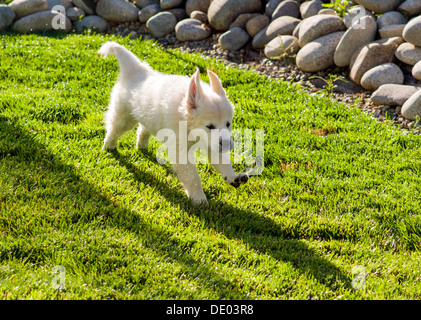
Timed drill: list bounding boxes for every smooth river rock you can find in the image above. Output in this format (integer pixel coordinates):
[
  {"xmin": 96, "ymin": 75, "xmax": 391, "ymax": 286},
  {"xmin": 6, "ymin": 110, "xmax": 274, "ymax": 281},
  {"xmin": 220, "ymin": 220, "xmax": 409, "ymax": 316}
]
[
  {"xmin": 146, "ymin": 11, "xmax": 177, "ymax": 38},
  {"xmin": 186, "ymin": 0, "xmax": 211, "ymax": 16},
  {"xmin": 252, "ymin": 15, "xmax": 300, "ymax": 49},
  {"xmin": 403, "ymin": 15, "xmax": 421, "ymax": 47},
  {"xmin": 395, "ymin": 42, "xmax": 421, "ymax": 65},
  {"xmin": 371, "ymin": 84, "xmax": 421, "ymax": 105},
  {"xmin": 343, "ymin": 5, "xmax": 375, "ymax": 29},
  {"xmin": 272, "ymin": 0, "xmax": 300, "ymax": 19},
  {"xmin": 229, "ymin": 13, "xmax": 259, "ymax": 29},
  {"xmin": 160, "ymin": 0, "xmax": 183, "ymax": 10},
  {"xmin": 175, "ymin": 18, "xmax": 211, "ymax": 41},
  {"xmin": 413, "ymin": 60, "xmax": 421, "ymax": 80},
  {"xmin": 138, "ymin": 4, "xmax": 161, "ymax": 23},
  {"xmin": 66, "ymin": 7, "xmax": 85, "ymax": 21},
  {"xmin": 377, "ymin": 11, "xmax": 407, "ymax": 29},
  {"xmin": 218, "ymin": 27, "xmax": 250, "ymax": 51},
  {"xmin": 298, "ymin": 14, "xmax": 346, "ymax": 47},
  {"xmin": 9, "ymin": 0, "xmax": 48, "ymax": 18},
  {"xmin": 12, "ymin": 9, "xmax": 71, "ymax": 33},
  {"xmin": 360, "ymin": 63, "xmax": 404, "ymax": 91},
  {"xmin": 264, "ymin": 35, "xmax": 300, "ymax": 58},
  {"xmin": 402, "ymin": 90, "xmax": 421, "ymax": 120},
  {"xmin": 208, "ymin": 0, "xmax": 261, "ymax": 31},
  {"xmin": 352, "ymin": 0, "xmax": 401, "ymax": 14},
  {"xmin": 334, "ymin": 15, "xmax": 377, "ymax": 67},
  {"xmin": 349, "ymin": 37, "xmax": 403, "ymax": 85},
  {"xmin": 96, "ymin": 0, "xmax": 139, "ymax": 22},
  {"xmin": 398, "ymin": 0, "xmax": 421, "ymax": 17},
  {"xmin": 296, "ymin": 31, "xmax": 345, "ymax": 72},
  {"xmin": 300, "ymin": 0, "xmax": 323, "ymax": 19},
  {"xmin": 379, "ymin": 24, "xmax": 405, "ymax": 39},
  {"xmin": 72, "ymin": 0, "xmax": 94, "ymax": 15},
  {"xmin": 246, "ymin": 14, "xmax": 269, "ymax": 38},
  {"xmin": 0, "ymin": 5, "xmax": 16, "ymax": 31},
  {"xmin": 76, "ymin": 15, "xmax": 108, "ymax": 33}
]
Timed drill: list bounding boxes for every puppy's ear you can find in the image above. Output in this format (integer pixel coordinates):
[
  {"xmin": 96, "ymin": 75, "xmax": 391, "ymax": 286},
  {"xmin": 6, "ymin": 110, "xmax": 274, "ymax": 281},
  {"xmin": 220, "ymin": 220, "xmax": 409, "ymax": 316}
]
[
  {"xmin": 187, "ymin": 68, "xmax": 203, "ymax": 112},
  {"xmin": 207, "ymin": 70, "xmax": 226, "ymax": 97}
]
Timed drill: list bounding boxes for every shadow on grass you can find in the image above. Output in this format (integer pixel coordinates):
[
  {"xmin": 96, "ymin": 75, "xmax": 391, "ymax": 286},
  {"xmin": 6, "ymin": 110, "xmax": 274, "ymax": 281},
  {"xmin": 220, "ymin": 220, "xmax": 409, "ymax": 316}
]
[
  {"xmin": 111, "ymin": 148, "xmax": 352, "ymax": 290},
  {"xmin": 0, "ymin": 116, "xmax": 352, "ymax": 297}
]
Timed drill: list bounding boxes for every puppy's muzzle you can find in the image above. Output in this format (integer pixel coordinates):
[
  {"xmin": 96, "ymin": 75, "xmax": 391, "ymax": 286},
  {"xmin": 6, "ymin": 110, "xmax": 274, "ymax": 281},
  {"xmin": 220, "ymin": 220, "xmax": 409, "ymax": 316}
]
[{"xmin": 219, "ymin": 137, "xmax": 234, "ymax": 153}]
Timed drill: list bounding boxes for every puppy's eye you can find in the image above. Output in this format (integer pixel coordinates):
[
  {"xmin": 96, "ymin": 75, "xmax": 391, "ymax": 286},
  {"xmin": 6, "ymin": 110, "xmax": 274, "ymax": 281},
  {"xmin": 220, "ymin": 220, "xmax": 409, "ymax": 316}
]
[
  {"xmin": 226, "ymin": 122, "xmax": 231, "ymax": 128},
  {"xmin": 206, "ymin": 124, "xmax": 215, "ymax": 130}
]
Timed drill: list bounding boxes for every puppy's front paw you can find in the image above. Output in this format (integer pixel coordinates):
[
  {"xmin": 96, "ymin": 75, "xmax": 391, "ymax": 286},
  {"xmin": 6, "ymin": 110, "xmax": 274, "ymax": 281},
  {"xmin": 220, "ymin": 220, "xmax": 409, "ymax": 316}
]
[
  {"xmin": 190, "ymin": 193, "xmax": 207, "ymax": 204},
  {"xmin": 102, "ymin": 140, "xmax": 118, "ymax": 151},
  {"xmin": 229, "ymin": 173, "xmax": 249, "ymax": 188}
]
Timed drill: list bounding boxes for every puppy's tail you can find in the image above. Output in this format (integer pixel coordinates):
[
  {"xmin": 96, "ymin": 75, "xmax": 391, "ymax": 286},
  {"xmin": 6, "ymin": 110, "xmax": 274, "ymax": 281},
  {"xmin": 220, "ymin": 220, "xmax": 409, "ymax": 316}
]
[{"xmin": 98, "ymin": 41, "xmax": 152, "ymax": 77}]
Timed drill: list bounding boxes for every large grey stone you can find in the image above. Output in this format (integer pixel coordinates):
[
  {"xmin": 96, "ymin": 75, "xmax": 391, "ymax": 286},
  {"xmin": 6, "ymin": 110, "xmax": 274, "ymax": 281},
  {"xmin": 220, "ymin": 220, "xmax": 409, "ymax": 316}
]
[
  {"xmin": 296, "ymin": 31, "xmax": 345, "ymax": 72},
  {"xmin": 72, "ymin": 0, "xmax": 94, "ymax": 15},
  {"xmin": 377, "ymin": 11, "xmax": 406, "ymax": 30},
  {"xmin": 0, "ymin": 5, "xmax": 16, "ymax": 32},
  {"xmin": 272, "ymin": 0, "xmax": 300, "ymax": 19},
  {"xmin": 334, "ymin": 15, "xmax": 377, "ymax": 67},
  {"xmin": 352, "ymin": 0, "xmax": 401, "ymax": 14},
  {"xmin": 343, "ymin": 5, "xmax": 375, "ymax": 29},
  {"xmin": 229, "ymin": 13, "xmax": 259, "ymax": 29},
  {"xmin": 190, "ymin": 10, "xmax": 207, "ymax": 23},
  {"xmin": 186, "ymin": 0, "xmax": 211, "ymax": 16},
  {"xmin": 46, "ymin": 0, "xmax": 73, "ymax": 9},
  {"xmin": 395, "ymin": 42, "xmax": 421, "ymax": 65},
  {"xmin": 360, "ymin": 63, "xmax": 404, "ymax": 91},
  {"xmin": 246, "ymin": 14, "xmax": 269, "ymax": 38},
  {"xmin": 398, "ymin": 0, "xmax": 421, "ymax": 17},
  {"xmin": 379, "ymin": 24, "xmax": 405, "ymax": 39},
  {"xmin": 349, "ymin": 37, "xmax": 403, "ymax": 85},
  {"xmin": 300, "ymin": 0, "xmax": 323, "ymax": 19},
  {"xmin": 252, "ymin": 15, "xmax": 300, "ymax": 49},
  {"xmin": 265, "ymin": 0, "xmax": 282, "ymax": 18},
  {"xmin": 138, "ymin": 4, "xmax": 161, "ymax": 23},
  {"xmin": 292, "ymin": 19, "xmax": 303, "ymax": 38},
  {"xmin": 167, "ymin": 8, "xmax": 187, "ymax": 21},
  {"xmin": 264, "ymin": 35, "xmax": 300, "ymax": 59},
  {"xmin": 318, "ymin": 8, "xmax": 337, "ymax": 15},
  {"xmin": 403, "ymin": 15, "xmax": 421, "ymax": 47},
  {"xmin": 160, "ymin": 0, "xmax": 182, "ymax": 10},
  {"xmin": 298, "ymin": 14, "xmax": 346, "ymax": 47},
  {"xmin": 146, "ymin": 11, "xmax": 177, "ymax": 37},
  {"xmin": 413, "ymin": 60, "xmax": 421, "ymax": 80},
  {"xmin": 175, "ymin": 18, "xmax": 212, "ymax": 41},
  {"xmin": 371, "ymin": 84, "xmax": 421, "ymax": 105},
  {"xmin": 134, "ymin": 0, "xmax": 159, "ymax": 9},
  {"xmin": 76, "ymin": 15, "xmax": 108, "ymax": 33},
  {"xmin": 402, "ymin": 90, "xmax": 421, "ymax": 120},
  {"xmin": 12, "ymin": 9, "xmax": 71, "ymax": 33},
  {"xmin": 208, "ymin": 0, "xmax": 261, "ymax": 31},
  {"xmin": 218, "ymin": 27, "xmax": 250, "ymax": 51},
  {"xmin": 9, "ymin": 0, "xmax": 48, "ymax": 18},
  {"xmin": 66, "ymin": 7, "xmax": 85, "ymax": 21},
  {"xmin": 96, "ymin": 0, "xmax": 140, "ymax": 22}
]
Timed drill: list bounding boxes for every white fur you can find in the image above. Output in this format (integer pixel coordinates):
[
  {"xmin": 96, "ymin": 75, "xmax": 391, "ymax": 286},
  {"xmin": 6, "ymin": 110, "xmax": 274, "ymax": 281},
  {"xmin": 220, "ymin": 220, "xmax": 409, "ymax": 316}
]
[{"xmin": 98, "ymin": 41, "xmax": 248, "ymax": 203}]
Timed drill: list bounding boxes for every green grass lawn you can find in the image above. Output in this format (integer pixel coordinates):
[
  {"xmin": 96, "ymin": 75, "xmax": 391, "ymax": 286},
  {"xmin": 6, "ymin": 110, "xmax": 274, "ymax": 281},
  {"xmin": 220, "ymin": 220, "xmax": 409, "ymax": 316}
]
[{"xmin": 0, "ymin": 32, "xmax": 421, "ymax": 300}]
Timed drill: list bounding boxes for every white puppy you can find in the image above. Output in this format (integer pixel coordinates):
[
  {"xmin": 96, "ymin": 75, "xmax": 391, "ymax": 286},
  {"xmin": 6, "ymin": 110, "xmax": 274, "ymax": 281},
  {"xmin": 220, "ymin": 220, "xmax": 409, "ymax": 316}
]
[{"xmin": 98, "ymin": 41, "xmax": 248, "ymax": 203}]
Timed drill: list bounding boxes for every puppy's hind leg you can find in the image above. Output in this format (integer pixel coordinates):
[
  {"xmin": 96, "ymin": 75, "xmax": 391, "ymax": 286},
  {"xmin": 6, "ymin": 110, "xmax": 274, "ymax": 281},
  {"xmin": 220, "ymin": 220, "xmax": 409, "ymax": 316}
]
[
  {"xmin": 103, "ymin": 103, "xmax": 137, "ymax": 150},
  {"xmin": 136, "ymin": 124, "xmax": 151, "ymax": 150}
]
